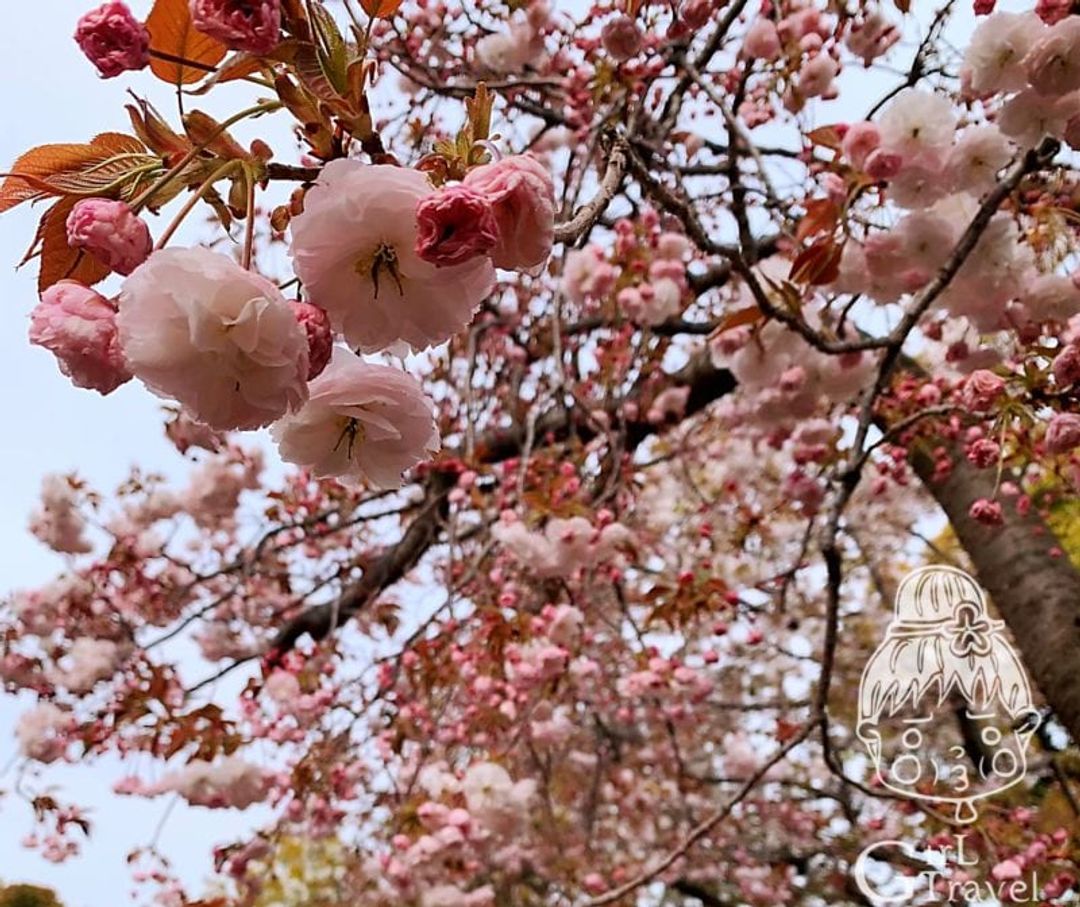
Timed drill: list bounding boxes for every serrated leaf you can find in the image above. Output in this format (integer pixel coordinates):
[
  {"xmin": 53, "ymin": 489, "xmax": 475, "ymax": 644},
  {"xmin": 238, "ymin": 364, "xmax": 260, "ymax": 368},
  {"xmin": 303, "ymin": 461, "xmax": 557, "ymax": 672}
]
[
  {"xmin": 0, "ymin": 133, "xmax": 152, "ymax": 214},
  {"xmin": 310, "ymin": 3, "xmax": 349, "ymax": 93},
  {"xmin": 146, "ymin": 0, "xmax": 228, "ymax": 86}
]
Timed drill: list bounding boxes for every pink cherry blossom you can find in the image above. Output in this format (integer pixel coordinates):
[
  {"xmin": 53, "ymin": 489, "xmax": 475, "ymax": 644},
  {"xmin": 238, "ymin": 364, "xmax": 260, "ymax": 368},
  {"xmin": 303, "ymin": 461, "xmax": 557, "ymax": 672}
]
[
  {"xmin": 970, "ymin": 497, "xmax": 1004, "ymax": 525},
  {"xmin": 47, "ymin": 638, "xmax": 123, "ymax": 693},
  {"xmin": 271, "ymin": 348, "xmax": 440, "ymax": 488},
  {"xmin": 28, "ymin": 474, "xmax": 92, "ymax": 555},
  {"xmin": 289, "ymin": 161, "xmax": 494, "ymax": 353},
  {"xmin": 291, "ymin": 300, "xmax": 332, "ymax": 380},
  {"xmin": 601, "ymin": 16, "xmax": 644, "ymax": 62},
  {"xmin": 1023, "ymin": 16, "xmax": 1080, "ymax": 96},
  {"xmin": 841, "ymin": 121, "xmax": 882, "ymax": 169},
  {"xmin": 415, "ymin": 185, "xmax": 500, "ymax": 267},
  {"xmin": 962, "ymin": 11, "xmax": 1044, "ymax": 96},
  {"xmin": 475, "ymin": 19, "xmax": 543, "ymax": 73},
  {"xmin": 742, "ymin": 18, "xmax": 782, "ymax": 61},
  {"xmin": 29, "ymin": 281, "xmax": 131, "ymax": 395},
  {"xmin": 152, "ymin": 756, "xmax": 269, "ymax": 809},
  {"xmin": 190, "ymin": 0, "xmax": 282, "ymax": 55},
  {"xmin": 74, "ymin": 2, "xmax": 150, "ymax": 78},
  {"xmin": 960, "ymin": 369, "xmax": 1005, "ymax": 410},
  {"xmin": 1045, "ymin": 412, "xmax": 1080, "ymax": 454},
  {"xmin": 464, "ymin": 154, "xmax": 556, "ymax": 274},
  {"xmin": 66, "ymin": 198, "xmax": 151, "ymax": 276},
  {"xmin": 117, "ymin": 248, "xmax": 309, "ymax": 430},
  {"xmin": 16, "ymin": 703, "xmax": 74, "ymax": 764}
]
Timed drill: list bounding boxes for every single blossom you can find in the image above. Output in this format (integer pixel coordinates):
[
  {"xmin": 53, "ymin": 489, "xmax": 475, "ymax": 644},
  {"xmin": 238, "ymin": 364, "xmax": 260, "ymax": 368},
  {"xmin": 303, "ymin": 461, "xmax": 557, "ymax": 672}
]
[
  {"xmin": 28, "ymin": 474, "xmax": 92, "ymax": 555},
  {"xmin": 74, "ymin": 1, "xmax": 150, "ymax": 78},
  {"xmin": 601, "ymin": 15, "xmax": 644, "ymax": 62},
  {"xmin": 962, "ymin": 12, "xmax": 1044, "ymax": 96},
  {"xmin": 271, "ymin": 347, "xmax": 440, "ymax": 488},
  {"xmin": 415, "ymin": 185, "xmax": 500, "ymax": 267},
  {"xmin": 16, "ymin": 703, "xmax": 74, "ymax": 763},
  {"xmin": 1045, "ymin": 412, "xmax": 1080, "ymax": 454},
  {"xmin": 290, "ymin": 300, "xmax": 333, "ymax": 380},
  {"xmin": 742, "ymin": 18, "xmax": 782, "ymax": 61},
  {"xmin": 475, "ymin": 20, "xmax": 543, "ymax": 73},
  {"xmin": 464, "ymin": 154, "xmax": 556, "ymax": 274},
  {"xmin": 1023, "ymin": 16, "xmax": 1080, "ymax": 96},
  {"xmin": 289, "ymin": 161, "xmax": 494, "ymax": 352},
  {"xmin": 117, "ymin": 248, "xmax": 309, "ymax": 430},
  {"xmin": 961, "ymin": 369, "xmax": 1007, "ymax": 410},
  {"xmin": 29, "ymin": 281, "xmax": 131, "ymax": 395},
  {"xmin": 189, "ymin": 0, "xmax": 282, "ymax": 55},
  {"xmin": 842, "ymin": 121, "xmax": 882, "ymax": 169},
  {"xmin": 66, "ymin": 199, "xmax": 151, "ymax": 276},
  {"xmin": 152, "ymin": 756, "xmax": 269, "ymax": 809}
]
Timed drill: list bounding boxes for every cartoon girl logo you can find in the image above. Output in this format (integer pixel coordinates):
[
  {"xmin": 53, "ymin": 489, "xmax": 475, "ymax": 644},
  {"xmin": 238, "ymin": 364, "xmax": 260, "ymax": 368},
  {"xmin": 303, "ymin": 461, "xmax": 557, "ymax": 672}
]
[{"xmin": 856, "ymin": 565, "xmax": 1040, "ymax": 823}]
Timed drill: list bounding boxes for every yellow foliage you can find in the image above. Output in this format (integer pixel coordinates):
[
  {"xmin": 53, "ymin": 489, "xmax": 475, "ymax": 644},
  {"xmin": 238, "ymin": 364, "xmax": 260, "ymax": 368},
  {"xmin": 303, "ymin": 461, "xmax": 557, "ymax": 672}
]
[{"xmin": 0, "ymin": 885, "xmax": 63, "ymax": 907}]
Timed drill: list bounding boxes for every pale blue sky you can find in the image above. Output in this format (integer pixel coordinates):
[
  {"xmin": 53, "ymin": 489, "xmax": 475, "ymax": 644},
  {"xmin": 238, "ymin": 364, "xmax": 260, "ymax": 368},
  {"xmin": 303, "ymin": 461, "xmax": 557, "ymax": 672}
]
[{"xmin": 0, "ymin": 4, "xmax": 270, "ymax": 900}]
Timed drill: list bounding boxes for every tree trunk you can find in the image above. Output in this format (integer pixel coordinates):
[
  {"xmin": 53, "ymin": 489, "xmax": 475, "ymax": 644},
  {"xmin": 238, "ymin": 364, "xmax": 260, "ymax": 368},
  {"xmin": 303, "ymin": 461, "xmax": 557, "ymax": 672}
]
[{"xmin": 911, "ymin": 444, "xmax": 1080, "ymax": 741}]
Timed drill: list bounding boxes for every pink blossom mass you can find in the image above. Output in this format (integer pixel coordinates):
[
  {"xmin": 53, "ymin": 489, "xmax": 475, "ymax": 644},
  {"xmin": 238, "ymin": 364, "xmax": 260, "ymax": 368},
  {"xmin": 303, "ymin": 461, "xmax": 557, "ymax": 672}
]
[{"xmin": 7, "ymin": 1, "xmax": 1080, "ymax": 903}]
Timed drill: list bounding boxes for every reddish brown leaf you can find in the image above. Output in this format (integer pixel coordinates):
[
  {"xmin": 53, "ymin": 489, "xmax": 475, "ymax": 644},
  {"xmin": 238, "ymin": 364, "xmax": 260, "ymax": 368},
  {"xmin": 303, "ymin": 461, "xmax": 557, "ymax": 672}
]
[
  {"xmin": 361, "ymin": 0, "xmax": 404, "ymax": 18},
  {"xmin": 146, "ymin": 0, "xmax": 228, "ymax": 86},
  {"xmin": 0, "ymin": 133, "xmax": 151, "ymax": 215},
  {"xmin": 712, "ymin": 305, "xmax": 764, "ymax": 336},
  {"xmin": 789, "ymin": 238, "xmax": 844, "ymax": 286},
  {"xmin": 804, "ymin": 125, "xmax": 844, "ymax": 151},
  {"xmin": 0, "ymin": 145, "xmax": 104, "ymax": 214},
  {"xmin": 795, "ymin": 198, "xmax": 840, "ymax": 244}
]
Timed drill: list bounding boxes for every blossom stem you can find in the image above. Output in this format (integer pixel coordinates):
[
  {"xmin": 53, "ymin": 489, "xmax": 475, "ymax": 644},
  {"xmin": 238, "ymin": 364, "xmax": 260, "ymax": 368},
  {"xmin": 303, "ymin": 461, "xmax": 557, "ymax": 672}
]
[
  {"xmin": 154, "ymin": 161, "xmax": 242, "ymax": 252},
  {"xmin": 129, "ymin": 101, "xmax": 284, "ymax": 214},
  {"xmin": 242, "ymin": 167, "xmax": 257, "ymax": 271}
]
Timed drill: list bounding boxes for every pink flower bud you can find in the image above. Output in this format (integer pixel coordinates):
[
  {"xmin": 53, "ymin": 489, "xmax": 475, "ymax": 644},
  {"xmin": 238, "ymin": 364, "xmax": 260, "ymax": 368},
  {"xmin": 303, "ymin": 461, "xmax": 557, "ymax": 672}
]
[
  {"xmin": 415, "ymin": 185, "xmax": 500, "ymax": 268},
  {"xmin": 1045, "ymin": 412, "xmax": 1080, "ymax": 454},
  {"xmin": 190, "ymin": 0, "xmax": 282, "ymax": 55},
  {"xmin": 966, "ymin": 437, "xmax": 1000, "ymax": 469},
  {"xmin": 74, "ymin": 2, "xmax": 150, "ymax": 78},
  {"xmin": 742, "ymin": 18, "xmax": 782, "ymax": 61},
  {"xmin": 973, "ymin": 0, "xmax": 995, "ymax": 13},
  {"xmin": 841, "ymin": 121, "xmax": 881, "ymax": 169},
  {"xmin": 29, "ymin": 281, "xmax": 131, "ymax": 395},
  {"xmin": 960, "ymin": 369, "xmax": 1005, "ymax": 411},
  {"xmin": 864, "ymin": 149, "xmax": 903, "ymax": 181},
  {"xmin": 969, "ymin": 498, "xmax": 1004, "ymax": 525},
  {"xmin": 66, "ymin": 199, "xmax": 151, "ymax": 276},
  {"xmin": 291, "ymin": 301, "xmax": 333, "ymax": 380},
  {"xmin": 601, "ymin": 15, "xmax": 643, "ymax": 62},
  {"xmin": 464, "ymin": 154, "xmax": 556, "ymax": 274}
]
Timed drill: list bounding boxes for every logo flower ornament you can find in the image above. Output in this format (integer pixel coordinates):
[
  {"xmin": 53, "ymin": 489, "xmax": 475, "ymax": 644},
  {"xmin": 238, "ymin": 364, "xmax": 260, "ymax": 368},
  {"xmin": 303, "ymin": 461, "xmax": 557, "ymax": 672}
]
[{"xmin": 947, "ymin": 600, "xmax": 998, "ymax": 659}]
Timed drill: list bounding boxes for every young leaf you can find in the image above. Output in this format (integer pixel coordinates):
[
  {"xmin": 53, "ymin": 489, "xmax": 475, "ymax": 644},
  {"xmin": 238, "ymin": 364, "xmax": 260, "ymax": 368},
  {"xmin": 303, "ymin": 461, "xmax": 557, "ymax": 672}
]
[
  {"xmin": 0, "ymin": 133, "xmax": 152, "ymax": 214},
  {"xmin": 361, "ymin": 0, "xmax": 404, "ymax": 19},
  {"xmin": 146, "ymin": 0, "xmax": 228, "ymax": 86}
]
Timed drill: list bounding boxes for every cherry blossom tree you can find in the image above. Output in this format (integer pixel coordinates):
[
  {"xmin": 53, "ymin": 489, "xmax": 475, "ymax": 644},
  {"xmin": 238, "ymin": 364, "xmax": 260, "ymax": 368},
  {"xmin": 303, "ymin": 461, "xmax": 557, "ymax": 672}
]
[{"xmin": 5, "ymin": 0, "xmax": 1080, "ymax": 903}]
